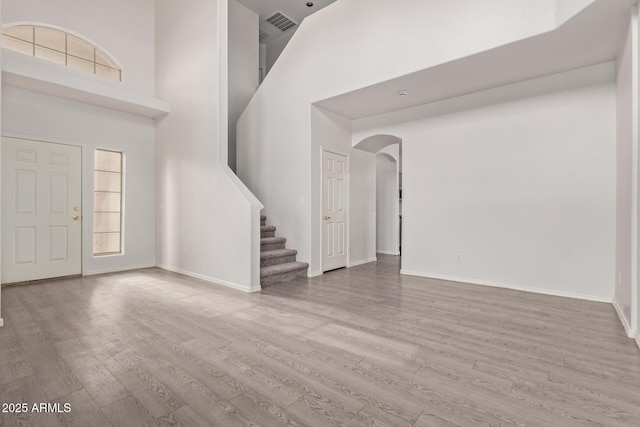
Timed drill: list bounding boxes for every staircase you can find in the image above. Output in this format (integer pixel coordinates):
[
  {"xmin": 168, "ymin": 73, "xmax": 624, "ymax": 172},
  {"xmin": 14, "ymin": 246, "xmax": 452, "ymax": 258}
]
[{"xmin": 260, "ymin": 214, "xmax": 308, "ymax": 287}]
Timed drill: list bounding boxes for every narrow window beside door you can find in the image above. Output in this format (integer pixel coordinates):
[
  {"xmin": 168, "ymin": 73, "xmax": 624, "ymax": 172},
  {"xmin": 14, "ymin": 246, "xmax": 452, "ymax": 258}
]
[{"xmin": 94, "ymin": 149, "xmax": 123, "ymax": 255}]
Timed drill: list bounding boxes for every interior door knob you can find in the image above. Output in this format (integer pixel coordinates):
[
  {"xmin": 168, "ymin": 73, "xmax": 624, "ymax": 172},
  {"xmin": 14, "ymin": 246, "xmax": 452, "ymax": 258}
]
[
  {"xmin": 73, "ymin": 215, "xmax": 81, "ymax": 220},
  {"xmin": 324, "ymin": 216, "xmax": 331, "ymax": 220}
]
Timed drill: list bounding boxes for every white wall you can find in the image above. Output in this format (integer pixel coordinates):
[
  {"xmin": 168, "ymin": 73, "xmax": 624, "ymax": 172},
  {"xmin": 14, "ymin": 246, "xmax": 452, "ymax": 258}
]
[
  {"xmin": 2, "ymin": 86, "xmax": 156, "ymax": 274},
  {"xmin": 615, "ymin": 12, "xmax": 636, "ymax": 333},
  {"xmin": 2, "ymin": 0, "xmax": 155, "ymax": 97},
  {"xmin": 1, "ymin": 0, "xmax": 157, "ymax": 277},
  {"xmin": 349, "ymin": 149, "xmax": 377, "ymax": 266},
  {"xmin": 228, "ymin": 0, "xmax": 258, "ymax": 172},
  {"xmin": 354, "ymin": 63, "xmax": 617, "ymax": 301},
  {"xmin": 555, "ymin": 0, "xmax": 596, "ymax": 25},
  {"xmin": 265, "ymin": 30, "xmax": 295, "ymax": 76},
  {"xmin": 376, "ymin": 151, "xmax": 399, "ymax": 255},
  {"xmin": 309, "ymin": 106, "xmax": 376, "ymax": 273},
  {"xmin": 237, "ymin": 0, "xmax": 572, "ymax": 277},
  {"xmin": 155, "ymin": 0, "xmax": 261, "ymax": 292}
]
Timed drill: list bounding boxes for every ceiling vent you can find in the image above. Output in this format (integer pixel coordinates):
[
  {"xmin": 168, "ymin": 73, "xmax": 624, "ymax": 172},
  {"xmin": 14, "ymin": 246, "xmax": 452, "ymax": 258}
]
[
  {"xmin": 266, "ymin": 12, "xmax": 297, "ymax": 32},
  {"xmin": 259, "ymin": 29, "xmax": 271, "ymax": 42}
]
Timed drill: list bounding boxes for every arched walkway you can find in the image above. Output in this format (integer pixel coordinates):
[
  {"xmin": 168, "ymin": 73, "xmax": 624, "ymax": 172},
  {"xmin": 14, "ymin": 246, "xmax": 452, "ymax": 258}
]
[{"xmin": 354, "ymin": 133, "xmax": 403, "ymax": 262}]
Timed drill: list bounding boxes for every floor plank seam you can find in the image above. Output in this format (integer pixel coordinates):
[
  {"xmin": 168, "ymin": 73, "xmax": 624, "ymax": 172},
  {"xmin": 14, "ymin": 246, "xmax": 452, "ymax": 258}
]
[{"xmin": 412, "ymin": 410, "xmax": 425, "ymax": 426}]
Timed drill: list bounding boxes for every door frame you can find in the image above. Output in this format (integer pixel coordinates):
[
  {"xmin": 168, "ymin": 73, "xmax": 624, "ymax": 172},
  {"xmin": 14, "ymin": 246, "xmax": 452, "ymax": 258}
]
[
  {"xmin": 1, "ymin": 133, "xmax": 86, "ymax": 282},
  {"xmin": 320, "ymin": 147, "xmax": 350, "ymax": 273}
]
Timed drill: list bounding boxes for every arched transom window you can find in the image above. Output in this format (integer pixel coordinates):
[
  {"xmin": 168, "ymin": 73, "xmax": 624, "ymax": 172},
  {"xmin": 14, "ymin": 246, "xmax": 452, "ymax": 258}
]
[{"xmin": 2, "ymin": 25, "xmax": 122, "ymax": 81}]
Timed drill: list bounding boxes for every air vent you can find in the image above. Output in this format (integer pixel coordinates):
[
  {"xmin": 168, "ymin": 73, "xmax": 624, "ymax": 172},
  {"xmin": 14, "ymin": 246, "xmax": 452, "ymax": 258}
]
[
  {"xmin": 259, "ymin": 29, "xmax": 271, "ymax": 42},
  {"xmin": 266, "ymin": 12, "xmax": 297, "ymax": 32}
]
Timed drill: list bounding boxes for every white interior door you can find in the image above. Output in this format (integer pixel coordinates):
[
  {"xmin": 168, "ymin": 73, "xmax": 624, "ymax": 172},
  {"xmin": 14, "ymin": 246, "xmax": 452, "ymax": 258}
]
[
  {"xmin": 322, "ymin": 150, "xmax": 348, "ymax": 271},
  {"xmin": 2, "ymin": 137, "xmax": 82, "ymax": 283}
]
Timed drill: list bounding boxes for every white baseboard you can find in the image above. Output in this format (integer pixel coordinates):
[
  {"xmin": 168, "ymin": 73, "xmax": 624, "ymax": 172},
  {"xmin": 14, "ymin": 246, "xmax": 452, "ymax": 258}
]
[
  {"xmin": 376, "ymin": 251, "xmax": 400, "ymax": 256},
  {"xmin": 349, "ymin": 257, "xmax": 377, "ymax": 267},
  {"xmin": 612, "ymin": 300, "xmax": 634, "ymax": 338},
  {"xmin": 84, "ymin": 264, "xmax": 156, "ymax": 276},
  {"xmin": 400, "ymin": 270, "xmax": 612, "ymax": 303},
  {"xmin": 308, "ymin": 271, "xmax": 323, "ymax": 278},
  {"xmin": 0, "ymin": 317, "xmax": 3, "ymax": 327},
  {"xmin": 156, "ymin": 264, "xmax": 260, "ymax": 293}
]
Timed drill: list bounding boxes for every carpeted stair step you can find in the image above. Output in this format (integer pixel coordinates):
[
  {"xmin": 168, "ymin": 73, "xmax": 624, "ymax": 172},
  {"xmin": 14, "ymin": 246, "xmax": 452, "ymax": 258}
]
[
  {"xmin": 261, "ymin": 225, "xmax": 276, "ymax": 238},
  {"xmin": 260, "ymin": 249, "xmax": 297, "ymax": 267},
  {"xmin": 260, "ymin": 261, "xmax": 308, "ymax": 287},
  {"xmin": 259, "ymin": 211, "xmax": 307, "ymax": 287},
  {"xmin": 261, "ymin": 236, "xmax": 286, "ymax": 251}
]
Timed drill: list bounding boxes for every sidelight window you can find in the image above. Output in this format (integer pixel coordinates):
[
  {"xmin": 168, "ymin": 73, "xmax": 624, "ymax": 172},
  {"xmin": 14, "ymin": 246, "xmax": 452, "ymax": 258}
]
[{"xmin": 94, "ymin": 150, "xmax": 123, "ymax": 255}]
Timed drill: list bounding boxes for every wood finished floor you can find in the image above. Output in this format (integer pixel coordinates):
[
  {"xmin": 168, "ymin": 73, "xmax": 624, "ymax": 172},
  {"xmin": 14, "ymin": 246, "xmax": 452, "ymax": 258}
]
[{"xmin": 1, "ymin": 255, "xmax": 640, "ymax": 426}]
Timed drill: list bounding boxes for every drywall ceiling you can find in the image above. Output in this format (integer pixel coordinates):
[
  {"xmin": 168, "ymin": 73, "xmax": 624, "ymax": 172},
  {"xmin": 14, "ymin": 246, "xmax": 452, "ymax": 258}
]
[
  {"xmin": 315, "ymin": 0, "xmax": 637, "ymax": 119},
  {"xmin": 236, "ymin": 0, "xmax": 337, "ymax": 44}
]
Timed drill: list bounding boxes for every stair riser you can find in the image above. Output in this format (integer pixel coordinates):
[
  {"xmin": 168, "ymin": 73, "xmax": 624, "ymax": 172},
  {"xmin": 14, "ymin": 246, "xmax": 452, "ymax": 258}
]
[
  {"xmin": 261, "ymin": 255, "xmax": 297, "ymax": 268},
  {"xmin": 261, "ymin": 242, "xmax": 286, "ymax": 251},
  {"xmin": 261, "ymin": 268, "xmax": 307, "ymax": 287},
  {"xmin": 261, "ymin": 231, "xmax": 276, "ymax": 238}
]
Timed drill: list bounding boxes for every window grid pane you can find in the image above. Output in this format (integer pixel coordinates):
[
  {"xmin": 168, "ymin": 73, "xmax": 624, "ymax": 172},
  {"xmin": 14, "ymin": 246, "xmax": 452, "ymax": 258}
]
[
  {"xmin": 3, "ymin": 26, "xmax": 34, "ymax": 43},
  {"xmin": 34, "ymin": 27, "xmax": 66, "ymax": 52},
  {"xmin": 95, "ymin": 49, "xmax": 118, "ymax": 68},
  {"xmin": 67, "ymin": 55, "xmax": 95, "ymax": 74},
  {"xmin": 95, "ymin": 150, "xmax": 122, "ymax": 172},
  {"xmin": 95, "ymin": 192, "xmax": 121, "ymax": 212},
  {"xmin": 35, "ymin": 45, "xmax": 66, "ymax": 65},
  {"xmin": 94, "ymin": 150, "xmax": 122, "ymax": 256},
  {"xmin": 2, "ymin": 25, "xmax": 121, "ymax": 81},
  {"xmin": 67, "ymin": 34, "xmax": 94, "ymax": 61},
  {"xmin": 96, "ymin": 64, "xmax": 121, "ymax": 81},
  {"xmin": 2, "ymin": 35, "xmax": 34, "ymax": 56},
  {"xmin": 93, "ymin": 232, "xmax": 121, "ymax": 255},
  {"xmin": 94, "ymin": 212, "xmax": 121, "ymax": 233}
]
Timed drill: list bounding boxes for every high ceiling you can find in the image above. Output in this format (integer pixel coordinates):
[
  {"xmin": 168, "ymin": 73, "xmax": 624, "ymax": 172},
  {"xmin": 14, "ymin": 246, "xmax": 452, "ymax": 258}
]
[
  {"xmin": 316, "ymin": 0, "xmax": 637, "ymax": 119},
  {"xmin": 236, "ymin": 0, "xmax": 337, "ymax": 44}
]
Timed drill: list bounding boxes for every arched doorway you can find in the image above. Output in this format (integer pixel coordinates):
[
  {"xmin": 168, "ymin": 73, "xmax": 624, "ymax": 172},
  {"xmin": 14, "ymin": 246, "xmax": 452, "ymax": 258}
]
[{"xmin": 354, "ymin": 134, "xmax": 402, "ymax": 264}]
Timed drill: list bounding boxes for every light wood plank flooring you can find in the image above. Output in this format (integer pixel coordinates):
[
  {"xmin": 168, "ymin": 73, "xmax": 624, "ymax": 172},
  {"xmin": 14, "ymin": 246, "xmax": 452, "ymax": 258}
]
[{"xmin": 1, "ymin": 254, "xmax": 639, "ymax": 426}]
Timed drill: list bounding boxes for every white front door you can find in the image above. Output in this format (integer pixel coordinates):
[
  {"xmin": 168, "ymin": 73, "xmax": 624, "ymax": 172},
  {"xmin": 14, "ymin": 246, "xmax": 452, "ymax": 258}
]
[
  {"xmin": 322, "ymin": 150, "xmax": 348, "ymax": 271},
  {"xmin": 2, "ymin": 137, "xmax": 82, "ymax": 283}
]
